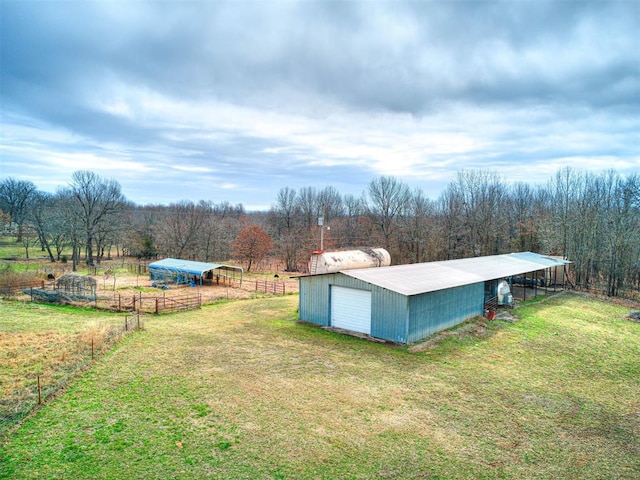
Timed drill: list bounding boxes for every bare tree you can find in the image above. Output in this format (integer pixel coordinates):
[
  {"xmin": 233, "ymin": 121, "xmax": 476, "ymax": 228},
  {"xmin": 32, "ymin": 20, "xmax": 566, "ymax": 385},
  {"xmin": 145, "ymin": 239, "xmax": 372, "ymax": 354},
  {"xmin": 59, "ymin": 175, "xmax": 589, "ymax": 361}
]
[
  {"xmin": 366, "ymin": 176, "xmax": 411, "ymax": 257},
  {"xmin": 451, "ymin": 170, "xmax": 508, "ymax": 257},
  {"xmin": 0, "ymin": 178, "xmax": 37, "ymax": 242},
  {"xmin": 317, "ymin": 186, "xmax": 343, "ymax": 224},
  {"xmin": 55, "ymin": 190, "xmax": 84, "ymax": 270},
  {"xmin": 197, "ymin": 201, "xmax": 244, "ymax": 261},
  {"xmin": 268, "ymin": 187, "xmax": 307, "ymax": 271},
  {"xmin": 548, "ymin": 167, "xmax": 582, "ymax": 257},
  {"xmin": 438, "ymin": 180, "xmax": 467, "ymax": 259},
  {"xmin": 66, "ymin": 171, "xmax": 126, "ymax": 266},
  {"xmin": 507, "ymin": 182, "xmax": 544, "ymax": 252},
  {"xmin": 155, "ymin": 200, "xmax": 207, "ymax": 258},
  {"xmin": 600, "ymin": 171, "xmax": 640, "ymax": 296},
  {"xmin": 124, "ymin": 204, "xmax": 163, "ymax": 259},
  {"xmin": 398, "ymin": 188, "xmax": 437, "ymax": 264},
  {"xmin": 28, "ymin": 190, "xmax": 56, "ymax": 262},
  {"xmin": 334, "ymin": 193, "xmax": 368, "ymax": 249}
]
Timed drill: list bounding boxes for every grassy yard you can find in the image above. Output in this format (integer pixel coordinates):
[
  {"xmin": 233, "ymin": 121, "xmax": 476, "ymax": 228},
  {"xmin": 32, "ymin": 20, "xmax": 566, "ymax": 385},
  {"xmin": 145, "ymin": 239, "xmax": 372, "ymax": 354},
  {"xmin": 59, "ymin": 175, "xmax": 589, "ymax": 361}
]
[
  {"xmin": 0, "ymin": 303, "xmax": 139, "ymax": 433},
  {"xmin": 0, "ymin": 293, "xmax": 638, "ymax": 479}
]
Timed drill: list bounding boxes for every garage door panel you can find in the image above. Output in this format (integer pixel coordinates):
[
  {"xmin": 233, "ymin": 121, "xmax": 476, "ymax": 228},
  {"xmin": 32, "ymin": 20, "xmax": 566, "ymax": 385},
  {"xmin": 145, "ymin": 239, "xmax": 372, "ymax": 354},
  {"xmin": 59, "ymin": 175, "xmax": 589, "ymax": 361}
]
[{"xmin": 331, "ymin": 286, "xmax": 371, "ymax": 334}]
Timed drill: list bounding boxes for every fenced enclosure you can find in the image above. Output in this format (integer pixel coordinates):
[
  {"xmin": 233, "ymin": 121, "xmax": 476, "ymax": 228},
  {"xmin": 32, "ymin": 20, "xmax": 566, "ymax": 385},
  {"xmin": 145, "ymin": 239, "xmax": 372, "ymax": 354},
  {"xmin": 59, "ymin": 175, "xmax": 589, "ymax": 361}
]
[
  {"xmin": 250, "ymin": 279, "xmax": 287, "ymax": 295},
  {"xmin": 0, "ymin": 312, "xmax": 144, "ymax": 438},
  {"xmin": 96, "ymin": 292, "xmax": 202, "ymax": 314},
  {"xmin": 0, "ymin": 280, "xmax": 46, "ymax": 297}
]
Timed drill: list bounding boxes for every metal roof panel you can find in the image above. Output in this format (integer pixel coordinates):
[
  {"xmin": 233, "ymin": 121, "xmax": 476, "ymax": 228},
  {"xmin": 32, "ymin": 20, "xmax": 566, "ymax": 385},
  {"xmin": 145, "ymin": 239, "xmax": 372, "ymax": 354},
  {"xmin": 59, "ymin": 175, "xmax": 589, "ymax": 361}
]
[
  {"xmin": 341, "ymin": 252, "xmax": 569, "ymax": 296},
  {"xmin": 148, "ymin": 258, "xmax": 225, "ymax": 276}
]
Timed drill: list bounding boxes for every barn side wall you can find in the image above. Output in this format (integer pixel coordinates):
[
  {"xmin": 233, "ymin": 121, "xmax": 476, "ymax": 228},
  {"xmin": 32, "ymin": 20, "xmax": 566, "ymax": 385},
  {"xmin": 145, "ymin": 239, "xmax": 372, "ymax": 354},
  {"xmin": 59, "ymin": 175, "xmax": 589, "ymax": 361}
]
[
  {"xmin": 298, "ymin": 273, "xmax": 408, "ymax": 343},
  {"xmin": 407, "ymin": 282, "xmax": 484, "ymax": 343},
  {"xmin": 370, "ymin": 289, "xmax": 409, "ymax": 343},
  {"xmin": 298, "ymin": 274, "xmax": 334, "ymax": 327},
  {"xmin": 299, "ymin": 275, "xmax": 484, "ymax": 345}
]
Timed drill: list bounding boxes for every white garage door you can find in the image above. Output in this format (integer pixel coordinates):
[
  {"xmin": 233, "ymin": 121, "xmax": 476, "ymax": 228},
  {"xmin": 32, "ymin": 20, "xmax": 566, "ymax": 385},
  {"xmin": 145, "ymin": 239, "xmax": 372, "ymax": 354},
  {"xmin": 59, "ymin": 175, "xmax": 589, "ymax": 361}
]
[{"xmin": 331, "ymin": 286, "xmax": 371, "ymax": 335}]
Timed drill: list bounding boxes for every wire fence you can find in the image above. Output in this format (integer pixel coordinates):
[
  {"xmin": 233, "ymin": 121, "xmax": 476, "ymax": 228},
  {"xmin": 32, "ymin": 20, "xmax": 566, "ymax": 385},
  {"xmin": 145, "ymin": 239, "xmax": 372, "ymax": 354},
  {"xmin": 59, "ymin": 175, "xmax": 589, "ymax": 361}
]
[
  {"xmin": 0, "ymin": 280, "xmax": 47, "ymax": 297},
  {"xmin": 250, "ymin": 280, "xmax": 287, "ymax": 295},
  {"xmin": 0, "ymin": 313, "xmax": 144, "ymax": 439}
]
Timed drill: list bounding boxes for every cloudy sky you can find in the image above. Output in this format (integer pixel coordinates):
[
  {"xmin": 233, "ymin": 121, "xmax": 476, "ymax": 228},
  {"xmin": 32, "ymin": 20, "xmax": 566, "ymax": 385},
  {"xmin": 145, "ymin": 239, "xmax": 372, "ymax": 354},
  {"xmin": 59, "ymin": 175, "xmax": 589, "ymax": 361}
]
[{"xmin": 1, "ymin": 1, "xmax": 638, "ymax": 210}]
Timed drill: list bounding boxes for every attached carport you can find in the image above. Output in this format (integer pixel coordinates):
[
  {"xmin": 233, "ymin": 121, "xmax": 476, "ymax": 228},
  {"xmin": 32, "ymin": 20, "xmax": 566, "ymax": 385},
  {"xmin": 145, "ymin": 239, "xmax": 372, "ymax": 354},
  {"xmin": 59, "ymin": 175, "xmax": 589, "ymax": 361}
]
[{"xmin": 148, "ymin": 258, "xmax": 243, "ymax": 287}]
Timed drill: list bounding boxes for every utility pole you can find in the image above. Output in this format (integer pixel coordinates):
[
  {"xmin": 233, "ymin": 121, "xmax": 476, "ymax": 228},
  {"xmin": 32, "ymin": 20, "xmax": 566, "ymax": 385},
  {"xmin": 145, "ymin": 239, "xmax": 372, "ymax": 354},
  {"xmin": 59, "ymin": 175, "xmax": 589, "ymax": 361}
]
[{"xmin": 318, "ymin": 203, "xmax": 326, "ymax": 251}]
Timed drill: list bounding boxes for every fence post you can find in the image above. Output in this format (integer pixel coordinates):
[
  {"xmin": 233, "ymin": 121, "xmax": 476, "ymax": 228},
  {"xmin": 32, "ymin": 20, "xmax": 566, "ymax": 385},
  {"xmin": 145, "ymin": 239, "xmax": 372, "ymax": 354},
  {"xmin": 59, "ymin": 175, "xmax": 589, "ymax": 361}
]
[
  {"xmin": 91, "ymin": 338, "xmax": 94, "ymax": 359},
  {"xmin": 125, "ymin": 316, "xmax": 129, "ymax": 332},
  {"xmin": 37, "ymin": 375, "xmax": 42, "ymax": 405},
  {"xmin": 155, "ymin": 298, "xmax": 159, "ymax": 314}
]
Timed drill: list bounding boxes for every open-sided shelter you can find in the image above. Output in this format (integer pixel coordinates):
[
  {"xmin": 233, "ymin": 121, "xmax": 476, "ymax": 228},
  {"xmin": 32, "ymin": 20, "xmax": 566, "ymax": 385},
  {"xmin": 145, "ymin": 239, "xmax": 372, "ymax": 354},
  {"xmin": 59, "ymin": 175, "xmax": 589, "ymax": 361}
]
[
  {"xmin": 148, "ymin": 258, "xmax": 243, "ymax": 287},
  {"xmin": 298, "ymin": 252, "xmax": 570, "ymax": 344}
]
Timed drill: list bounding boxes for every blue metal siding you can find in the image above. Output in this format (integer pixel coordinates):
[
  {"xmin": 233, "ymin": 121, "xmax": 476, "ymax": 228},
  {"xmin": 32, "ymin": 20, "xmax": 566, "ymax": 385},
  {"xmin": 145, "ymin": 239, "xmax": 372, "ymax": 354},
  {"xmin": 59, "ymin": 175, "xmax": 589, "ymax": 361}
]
[
  {"xmin": 299, "ymin": 275, "xmax": 332, "ymax": 326},
  {"xmin": 299, "ymin": 274, "xmax": 484, "ymax": 344},
  {"xmin": 370, "ymin": 288, "xmax": 409, "ymax": 343},
  {"xmin": 299, "ymin": 274, "xmax": 407, "ymax": 343},
  {"xmin": 299, "ymin": 273, "xmax": 375, "ymax": 327},
  {"xmin": 407, "ymin": 282, "xmax": 484, "ymax": 343}
]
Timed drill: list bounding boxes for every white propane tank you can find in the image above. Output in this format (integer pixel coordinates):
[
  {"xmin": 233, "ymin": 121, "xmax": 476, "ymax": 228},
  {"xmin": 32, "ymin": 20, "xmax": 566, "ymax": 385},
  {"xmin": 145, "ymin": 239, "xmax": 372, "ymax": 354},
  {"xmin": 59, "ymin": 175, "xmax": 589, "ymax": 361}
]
[
  {"xmin": 497, "ymin": 280, "xmax": 513, "ymax": 306},
  {"xmin": 310, "ymin": 248, "xmax": 391, "ymax": 274}
]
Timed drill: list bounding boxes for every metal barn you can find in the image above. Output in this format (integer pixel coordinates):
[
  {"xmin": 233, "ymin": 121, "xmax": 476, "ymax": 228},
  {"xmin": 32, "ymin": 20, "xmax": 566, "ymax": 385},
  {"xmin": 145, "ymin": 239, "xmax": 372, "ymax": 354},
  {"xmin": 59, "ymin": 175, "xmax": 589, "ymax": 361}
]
[
  {"xmin": 298, "ymin": 252, "xmax": 570, "ymax": 344},
  {"xmin": 148, "ymin": 258, "xmax": 243, "ymax": 287}
]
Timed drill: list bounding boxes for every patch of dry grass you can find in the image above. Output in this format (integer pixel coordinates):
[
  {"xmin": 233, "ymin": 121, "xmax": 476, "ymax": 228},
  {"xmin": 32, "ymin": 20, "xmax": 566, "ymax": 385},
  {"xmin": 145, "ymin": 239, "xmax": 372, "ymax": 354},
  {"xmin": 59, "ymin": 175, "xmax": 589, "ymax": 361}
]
[{"xmin": 0, "ymin": 302, "xmax": 133, "ymax": 434}]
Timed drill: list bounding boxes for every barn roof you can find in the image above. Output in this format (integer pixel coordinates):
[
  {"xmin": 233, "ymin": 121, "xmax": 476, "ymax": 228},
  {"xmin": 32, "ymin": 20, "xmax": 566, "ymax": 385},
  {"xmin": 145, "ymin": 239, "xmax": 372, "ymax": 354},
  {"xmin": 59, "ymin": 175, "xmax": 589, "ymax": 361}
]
[
  {"xmin": 340, "ymin": 252, "xmax": 569, "ymax": 296},
  {"xmin": 148, "ymin": 258, "xmax": 242, "ymax": 276}
]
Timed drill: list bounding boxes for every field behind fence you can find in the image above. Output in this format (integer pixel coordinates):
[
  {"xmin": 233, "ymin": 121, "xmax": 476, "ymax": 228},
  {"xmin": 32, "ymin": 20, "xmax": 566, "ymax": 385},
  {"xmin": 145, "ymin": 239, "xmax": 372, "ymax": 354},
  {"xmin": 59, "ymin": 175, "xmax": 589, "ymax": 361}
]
[
  {"xmin": 95, "ymin": 292, "xmax": 202, "ymax": 313},
  {"xmin": 0, "ymin": 306, "xmax": 143, "ymax": 438}
]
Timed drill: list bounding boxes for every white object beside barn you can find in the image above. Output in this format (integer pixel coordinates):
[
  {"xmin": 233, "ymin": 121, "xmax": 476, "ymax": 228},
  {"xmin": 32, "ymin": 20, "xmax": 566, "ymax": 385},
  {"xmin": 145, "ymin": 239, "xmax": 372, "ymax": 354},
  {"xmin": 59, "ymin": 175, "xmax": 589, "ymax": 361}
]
[{"xmin": 309, "ymin": 248, "xmax": 391, "ymax": 274}]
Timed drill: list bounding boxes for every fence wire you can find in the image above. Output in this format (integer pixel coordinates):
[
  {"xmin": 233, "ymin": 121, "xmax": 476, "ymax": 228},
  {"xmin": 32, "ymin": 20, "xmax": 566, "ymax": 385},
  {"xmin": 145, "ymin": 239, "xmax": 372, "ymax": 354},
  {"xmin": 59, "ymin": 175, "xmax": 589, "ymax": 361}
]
[{"xmin": 0, "ymin": 313, "xmax": 144, "ymax": 439}]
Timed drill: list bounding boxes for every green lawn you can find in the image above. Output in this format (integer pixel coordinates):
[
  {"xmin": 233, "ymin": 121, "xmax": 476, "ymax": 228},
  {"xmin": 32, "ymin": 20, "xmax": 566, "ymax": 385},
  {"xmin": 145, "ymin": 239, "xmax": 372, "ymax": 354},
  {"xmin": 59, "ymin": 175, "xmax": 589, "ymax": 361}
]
[{"xmin": 1, "ymin": 293, "xmax": 638, "ymax": 479}]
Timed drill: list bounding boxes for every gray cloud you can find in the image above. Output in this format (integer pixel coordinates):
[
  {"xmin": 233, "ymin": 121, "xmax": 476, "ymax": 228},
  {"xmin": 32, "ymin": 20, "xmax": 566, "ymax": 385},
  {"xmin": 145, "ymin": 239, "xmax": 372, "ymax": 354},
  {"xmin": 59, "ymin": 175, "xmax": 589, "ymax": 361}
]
[{"xmin": 1, "ymin": 1, "xmax": 638, "ymax": 208}]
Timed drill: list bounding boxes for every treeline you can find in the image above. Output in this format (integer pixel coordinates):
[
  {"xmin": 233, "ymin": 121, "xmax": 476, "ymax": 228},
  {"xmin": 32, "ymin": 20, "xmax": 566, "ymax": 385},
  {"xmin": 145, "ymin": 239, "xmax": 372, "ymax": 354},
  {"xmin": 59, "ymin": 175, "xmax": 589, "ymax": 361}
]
[{"xmin": 1, "ymin": 168, "xmax": 639, "ymax": 298}]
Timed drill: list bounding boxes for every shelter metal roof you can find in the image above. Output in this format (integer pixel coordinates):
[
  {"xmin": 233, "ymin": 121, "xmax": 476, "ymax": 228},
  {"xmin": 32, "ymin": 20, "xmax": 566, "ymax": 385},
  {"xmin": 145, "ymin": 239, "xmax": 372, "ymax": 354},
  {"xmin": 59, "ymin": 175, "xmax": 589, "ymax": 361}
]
[
  {"xmin": 148, "ymin": 258, "xmax": 242, "ymax": 276},
  {"xmin": 341, "ymin": 252, "xmax": 570, "ymax": 296}
]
